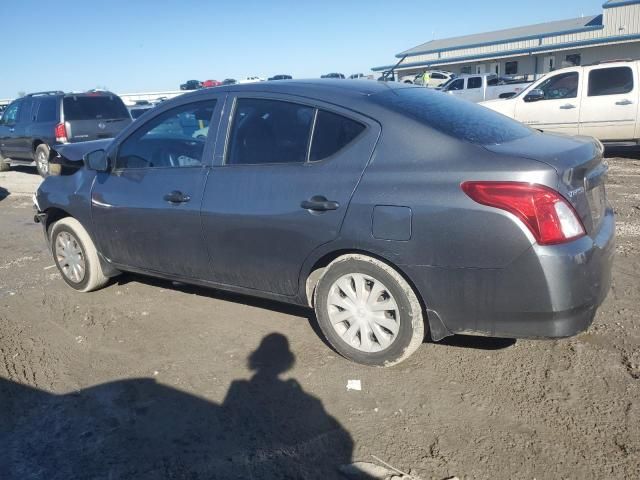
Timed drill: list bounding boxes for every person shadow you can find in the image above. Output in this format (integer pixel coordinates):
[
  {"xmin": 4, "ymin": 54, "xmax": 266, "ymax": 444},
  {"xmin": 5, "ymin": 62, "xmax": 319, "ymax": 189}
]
[{"xmin": 0, "ymin": 333, "xmax": 372, "ymax": 480}]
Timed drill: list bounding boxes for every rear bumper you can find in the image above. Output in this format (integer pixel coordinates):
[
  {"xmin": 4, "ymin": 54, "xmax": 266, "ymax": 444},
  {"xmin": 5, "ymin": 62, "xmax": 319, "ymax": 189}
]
[{"xmin": 406, "ymin": 207, "xmax": 615, "ymax": 340}]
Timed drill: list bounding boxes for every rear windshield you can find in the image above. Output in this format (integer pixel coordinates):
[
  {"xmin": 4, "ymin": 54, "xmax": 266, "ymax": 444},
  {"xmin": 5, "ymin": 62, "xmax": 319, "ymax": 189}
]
[
  {"xmin": 63, "ymin": 95, "xmax": 129, "ymax": 120},
  {"xmin": 374, "ymin": 88, "xmax": 533, "ymax": 145}
]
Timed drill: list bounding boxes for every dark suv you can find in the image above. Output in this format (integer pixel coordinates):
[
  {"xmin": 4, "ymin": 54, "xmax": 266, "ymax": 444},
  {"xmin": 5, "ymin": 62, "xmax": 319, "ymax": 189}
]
[{"xmin": 0, "ymin": 91, "xmax": 131, "ymax": 176}]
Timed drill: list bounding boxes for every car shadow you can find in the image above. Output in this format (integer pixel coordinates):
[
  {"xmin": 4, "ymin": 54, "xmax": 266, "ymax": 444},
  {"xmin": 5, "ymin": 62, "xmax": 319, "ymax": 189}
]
[
  {"xmin": 0, "ymin": 333, "xmax": 373, "ymax": 480},
  {"xmin": 115, "ymin": 273, "xmax": 335, "ymax": 350},
  {"xmin": 0, "ymin": 186, "xmax": 8, "ymax": 201},
  {"xmin": 605, "ymin": 148, "xmax": 640, "ymax": 160},
  {"xmin": 435, "ymin": 334, "xmax": 516, "ymax": 350}
]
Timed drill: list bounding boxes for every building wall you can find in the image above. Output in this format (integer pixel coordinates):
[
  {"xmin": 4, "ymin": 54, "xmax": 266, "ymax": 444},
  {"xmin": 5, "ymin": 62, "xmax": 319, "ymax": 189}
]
[{"xmin": 391, "ymin": 4, "xmax": 640, "ymax": 74}]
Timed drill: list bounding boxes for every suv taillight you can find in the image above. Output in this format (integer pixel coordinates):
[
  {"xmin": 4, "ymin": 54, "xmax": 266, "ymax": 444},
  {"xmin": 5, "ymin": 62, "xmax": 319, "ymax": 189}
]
[
  {"xmin": 55, "ymin": 123, "xmax": 68, "ymax": 143},
  {"xmin": 462, "ymin": 181, "xmax": 585, "ymax": 245}
]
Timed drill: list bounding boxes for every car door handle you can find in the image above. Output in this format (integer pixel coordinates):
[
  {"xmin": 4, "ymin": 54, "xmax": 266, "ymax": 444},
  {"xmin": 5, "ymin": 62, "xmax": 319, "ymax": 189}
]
[
  {"xmin": 9, "ymin": 127, "xmax": 14, "ymax": 132},
  {"xmin": 301, "ymin": 196, "xmax": 340, "ymax": 212},
  {"xmin": 163, "ymin": 191, "xmax": 191, "ymax": 204},
  {"xmin": 615, "ymin": 99, "xmax": 633, "ymax": 106},
  {"xmin": 560, "ymin": 104, "xmax": 576, "ymax": 110}
]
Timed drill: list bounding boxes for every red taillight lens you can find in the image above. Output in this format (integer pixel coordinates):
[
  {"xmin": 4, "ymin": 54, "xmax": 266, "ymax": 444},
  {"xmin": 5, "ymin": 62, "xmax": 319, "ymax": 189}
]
[
  {"xmin": 461, "ymin": 181, "xmax": 586, "ymax": 245},
  {"xmin": 55, "ymin": 123, "xmax": 67, "ymax": 142}
]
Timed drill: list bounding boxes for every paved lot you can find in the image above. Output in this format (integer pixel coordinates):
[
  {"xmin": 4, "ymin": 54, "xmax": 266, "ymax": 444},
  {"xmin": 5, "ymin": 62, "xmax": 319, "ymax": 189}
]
[{"xmin": 0, "ymin": 159, "xmax": 639, "ymax": 479}]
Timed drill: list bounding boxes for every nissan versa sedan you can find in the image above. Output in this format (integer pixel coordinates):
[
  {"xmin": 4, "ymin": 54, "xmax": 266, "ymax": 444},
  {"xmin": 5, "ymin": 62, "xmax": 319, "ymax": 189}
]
[{"xmin": 33, "ymin": 80, "xmax": 614, "ymax": 366}]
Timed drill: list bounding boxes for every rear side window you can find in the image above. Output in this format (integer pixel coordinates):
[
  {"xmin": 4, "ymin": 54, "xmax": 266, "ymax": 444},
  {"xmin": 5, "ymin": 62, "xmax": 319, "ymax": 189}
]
[
  {"xmin": 63, "ymin": 95, "xmax": 129, "ymax": 120},
  {"xmin": 374, "ymin": 88, "xmax": 532, "ymax": 145},
  {"xmin": 18, "ymin": 98, "xmax": 33, "ymax": 123},
  {"xmin": 467, "ymin": 77, "xmax": 482, "ymax": 89},
  {"xmin": 310, "ymin": 110, "xmax": 365, "ymax": 162},
  {"xmin": 588, "ymin": 67, "xmax": 634, "ymax": 96},
  {"xmin": 36, "ymin": 97, "xmax": 57, "ymax": 122},
  {"xmin": 226, "ymin": 98, "xmax": 314, "ymax": 165}
]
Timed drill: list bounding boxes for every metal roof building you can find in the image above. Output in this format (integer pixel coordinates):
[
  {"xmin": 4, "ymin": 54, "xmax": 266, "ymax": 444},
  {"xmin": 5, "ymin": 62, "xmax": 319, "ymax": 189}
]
[{"xmin": 373, "ymin": 1, "xmax": 640, "ymax": 79}]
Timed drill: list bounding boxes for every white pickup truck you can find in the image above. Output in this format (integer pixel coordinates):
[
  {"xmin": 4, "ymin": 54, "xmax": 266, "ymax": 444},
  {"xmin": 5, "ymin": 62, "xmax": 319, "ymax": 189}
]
[
  {"xmin": 441, "ymin": 73, "xmax": 532, "ymax": 103},
  {"xmin": 481, "ymin": 60, "xmax": 640, "ymax": 146}
]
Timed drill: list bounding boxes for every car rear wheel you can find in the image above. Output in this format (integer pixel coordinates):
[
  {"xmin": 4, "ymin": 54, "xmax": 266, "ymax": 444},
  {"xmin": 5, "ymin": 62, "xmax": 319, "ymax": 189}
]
[
  {"xmin": 35, "ymin": 144, "xmax": 51, "ymax": 177},
  {"xmin": 314, "ymin": 255, "xmax": 426, "ymax": 367},
  {"xmin": 50, "ymin": 217, "xmax": 109, "ymax": 292}
]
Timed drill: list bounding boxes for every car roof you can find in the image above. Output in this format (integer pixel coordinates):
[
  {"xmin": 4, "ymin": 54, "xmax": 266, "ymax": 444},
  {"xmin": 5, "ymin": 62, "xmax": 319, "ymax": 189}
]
[{"xmin": 181, "ymin": 79, "xmax": 412, "ymax": 102}]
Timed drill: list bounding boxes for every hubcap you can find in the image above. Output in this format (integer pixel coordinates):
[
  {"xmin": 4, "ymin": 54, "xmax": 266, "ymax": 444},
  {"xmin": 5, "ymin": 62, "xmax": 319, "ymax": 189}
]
[
  {"xmin": 327, "ymin": 273, "xmax": 400, "ymax": 353},
  {"xmin": 37, "ymin": 150, "xmax": 48, "ymax": 174},
  {"xmin": 55, "ymin": 232, "xmax": 86, "ymax": 283}
]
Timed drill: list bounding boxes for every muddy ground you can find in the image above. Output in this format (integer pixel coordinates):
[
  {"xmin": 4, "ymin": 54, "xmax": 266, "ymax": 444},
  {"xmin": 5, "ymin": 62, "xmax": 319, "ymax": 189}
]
[{"xmin": 0, "ymin": 159, "xmax": 638, "ymax": 479}]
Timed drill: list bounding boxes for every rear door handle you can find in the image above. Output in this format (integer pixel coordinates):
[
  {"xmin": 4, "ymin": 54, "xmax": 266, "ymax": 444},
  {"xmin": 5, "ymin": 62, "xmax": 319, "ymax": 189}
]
[
  {"xmin": 164, "ymin": 190, "xmax": 191, "ymax": 204},
  {"xmin": 9, "ymin": 127, "xmax": 14, "ymax": 132},
  {"xmin": 560, "ymin": 104, "xmax": 576, "ymax": 110},
  {"xmin": 616, "ymin": 99, "xmax": 633, "ymax": 106},
  {"xmin": 301, "ymin": 196, "xmax": 340, "ymax": 212}
]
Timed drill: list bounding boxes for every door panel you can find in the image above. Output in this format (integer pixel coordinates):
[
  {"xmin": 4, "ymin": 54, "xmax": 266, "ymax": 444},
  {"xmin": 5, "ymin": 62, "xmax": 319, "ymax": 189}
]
[
  {"xmin": 0, "ymin": 100, "xmax": 24, "ymax": 158},
  {"xmin": 579, "ymin": 65, "xmax": 638, "ymax": 141},
  {"xmin": 514, "ymin": 70, "xmax": 581, "ymax": 135},
  {"xmin": 201, "ymin": 96, "xmax": 380, "ymax": 296},
  {"xmin": 91, "ymin": 97, "xmax": 223, "ymax": 278}
]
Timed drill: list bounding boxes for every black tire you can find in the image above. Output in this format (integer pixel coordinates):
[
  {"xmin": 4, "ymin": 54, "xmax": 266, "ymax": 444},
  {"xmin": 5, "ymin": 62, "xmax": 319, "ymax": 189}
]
[
  {"xmin": 50, "ymin": 217, "xmax": 109, "ymax": 292},
  {"xmin": 313, "ymin": 254, "xmax": 426, "ymax": 367},
  {"xmin": 35, "ymin": 144, "xmax": 51, "ymax": 177}
]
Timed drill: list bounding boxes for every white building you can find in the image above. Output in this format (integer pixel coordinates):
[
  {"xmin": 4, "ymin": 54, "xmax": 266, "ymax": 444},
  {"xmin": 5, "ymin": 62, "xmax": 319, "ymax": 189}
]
[{"xmin": 373, "ymin": 1, "xmax": 640, "ymax": 79}]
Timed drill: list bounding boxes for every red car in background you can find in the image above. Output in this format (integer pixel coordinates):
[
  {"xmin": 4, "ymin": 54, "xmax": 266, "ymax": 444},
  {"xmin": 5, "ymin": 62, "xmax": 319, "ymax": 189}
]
[{"xmin": 202, "ymin": 79, "xmax": 222, "ymax": 88}]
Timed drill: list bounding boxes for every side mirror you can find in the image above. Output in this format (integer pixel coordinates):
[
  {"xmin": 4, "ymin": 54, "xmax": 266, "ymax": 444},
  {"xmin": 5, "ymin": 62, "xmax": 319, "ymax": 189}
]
[
  {"xmin": 84, "ymin": 149, "xmax": 109, "ymax": 172},
  {"xmin": 524, "ymin": 89, "xmax": 545, "ymax": 103}
]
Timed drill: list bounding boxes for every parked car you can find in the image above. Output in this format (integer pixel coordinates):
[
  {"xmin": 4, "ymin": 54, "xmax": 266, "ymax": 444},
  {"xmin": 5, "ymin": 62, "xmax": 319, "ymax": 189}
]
[
  {"xmin": 349, "ymin": 73, "xmax": 366, "ymax": 80},
  {"xmin": 321, "ymin": 73, "xmax": 345, "ymax": 79},
  {"xmin": 402, "ymin": 70, "xmax": 455, "ymax": 88},
  {"xmin": 128, "ymin": 100, "xmax": 155, "ymax": 120},
  {"xmin": 482, "ymin": 60, "xmax": 640, "ymax": 146},
  {"xmin": 180, "ymin": 80, "xmax": 202, "ymax": 91},
  {"xmin": 0, "ymin": 90, "xmax": 131, "ymax": 176},
  {"xmin": 238, "ymin": 76, "xmax": 265, "ymax": 84},
  {"xmin": 34, "ymin": 81, "xmax": 613, "ymax": 366},
  {"xmin": 441, "ymin": 73, "xmax": 532, "ymax": 103},
  {"xmin": 268, "ymin": 75, "xmax": 293, "ymax": 81},
  {"xmin": 222, "ymin": 78, "xmax": 237, "ymax": 85},
  {"xmin": 202, "ymin": 80, "xmax": 222, "ymax": 88},
  {"xmin": 0, "ymin": 104, "xmax": 7, "ymax": 114}
]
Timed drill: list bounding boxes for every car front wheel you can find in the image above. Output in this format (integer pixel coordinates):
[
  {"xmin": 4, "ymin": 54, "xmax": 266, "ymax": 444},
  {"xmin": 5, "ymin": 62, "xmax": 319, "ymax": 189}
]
[
  {"xmin": 0, "ymin": 151, "xmax": 9, "ymax": 172},
  {"xmin": 314, "ymin": 255, "xmax": 426, "ymax": 367},
  {"xmin": 50, "ymin": 217, "xmax": 110, "ymax": 292}
]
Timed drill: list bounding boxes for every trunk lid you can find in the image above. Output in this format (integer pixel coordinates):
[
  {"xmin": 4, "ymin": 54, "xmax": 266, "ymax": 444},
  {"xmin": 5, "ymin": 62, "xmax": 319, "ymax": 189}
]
[{"xmin": 484, "ymin": 132, "xmax": 608, "ymax": 236}]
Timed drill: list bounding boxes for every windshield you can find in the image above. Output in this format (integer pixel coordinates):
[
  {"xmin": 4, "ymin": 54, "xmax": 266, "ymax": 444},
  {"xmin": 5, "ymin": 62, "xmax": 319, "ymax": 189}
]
[
  {"xmin": 63, "ymin": 95, "xmax": 129, "ymax": 120},
  {"xmin": 374, "ymin": 87, "xmax": 533, "ymax": 145}
]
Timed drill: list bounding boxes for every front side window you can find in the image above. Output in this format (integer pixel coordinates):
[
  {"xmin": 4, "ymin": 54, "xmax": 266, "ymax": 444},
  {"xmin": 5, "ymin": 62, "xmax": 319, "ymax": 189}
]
[
  {"xmin": 536, "ymin": 72, "xmax": 579, "ymax": 100},
  {"xmin": 116, "ymin": 100, "xmax": 217, "ymax": 169},
  {"xmin": 226, "ymin": 98, "xmax": 314, "ymax": 165},
  {"xmin": 467, "ymin": 77, "xmax": 482, "ymax": 89},
  {"xmin": 588, "ymin": 67, "xmax": 633, "ymax": 97},
  {"xmin": 1, "ymin": 101, "xmax": 20, "ymax": 125},
  {"xmin": 310, "ymin": 110, "xmax": 365, "ymax": 162},
  {"xmin": 448, "ymin": 79, "xmax": 465, "ymax": 91}
]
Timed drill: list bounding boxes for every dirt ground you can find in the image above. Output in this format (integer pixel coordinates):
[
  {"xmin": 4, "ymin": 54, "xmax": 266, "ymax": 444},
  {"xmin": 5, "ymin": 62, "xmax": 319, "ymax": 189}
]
[{"xmin": 0, "ymin": 158, "xmax": 639, "ymax": 480}]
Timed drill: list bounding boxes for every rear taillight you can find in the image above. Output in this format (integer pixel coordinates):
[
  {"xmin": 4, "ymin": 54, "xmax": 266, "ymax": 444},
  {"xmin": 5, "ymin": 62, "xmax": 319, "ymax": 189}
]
[
  {"xmin": 55, "ymin": 123, "xmax": 68, "ymax": 143},
  {"xmin": 462, "ymin": 181, "xmax": 585, "ymax": 245}
]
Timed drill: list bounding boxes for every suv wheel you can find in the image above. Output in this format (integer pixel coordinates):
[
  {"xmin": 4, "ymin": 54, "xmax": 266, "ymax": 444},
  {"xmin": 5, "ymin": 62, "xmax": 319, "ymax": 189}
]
[
  {"xmin": 35, "ymin": 144, "xmax": 51, "ymax": 177},
  {"xmin": 50, "ymin": 217, "xmax": 110, "ymax": 292},
  {"xmin": 314, "ymin": 255, "xmax": 426, "ymax": 367}
]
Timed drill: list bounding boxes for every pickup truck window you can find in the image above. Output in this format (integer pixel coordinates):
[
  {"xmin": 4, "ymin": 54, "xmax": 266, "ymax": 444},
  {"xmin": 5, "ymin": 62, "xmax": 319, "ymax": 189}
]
[
  {"xmin": 537, "ymin": 72, "xmax": 579, "ymax": 100},
  {"xmin": 468, "ymin": 77, "xmax": 482, "ymax": 89},
  {"xmin": 588, "ymin": 67, "xmax": 634, "ymax": 97},
  {"xmin": 448, "ymin": 79, "xmax": 464, "ymax": 91}
]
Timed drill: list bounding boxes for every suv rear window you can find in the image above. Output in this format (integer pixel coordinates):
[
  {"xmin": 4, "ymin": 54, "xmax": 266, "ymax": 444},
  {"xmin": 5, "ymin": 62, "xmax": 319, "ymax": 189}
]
[
  {"xmin": 375, "ymin": 88, "xmax": 532, "ymax": 145},
  {"xmin": 63, "ymin": 95, "xmax": 129, "ymax": 120}
]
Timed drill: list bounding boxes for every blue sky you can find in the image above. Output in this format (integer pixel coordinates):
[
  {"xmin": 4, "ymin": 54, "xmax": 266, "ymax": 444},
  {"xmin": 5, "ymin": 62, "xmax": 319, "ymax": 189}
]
[{"xmin": 0, "ymin": 0, "xmax": 605, "ymax": 98}]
